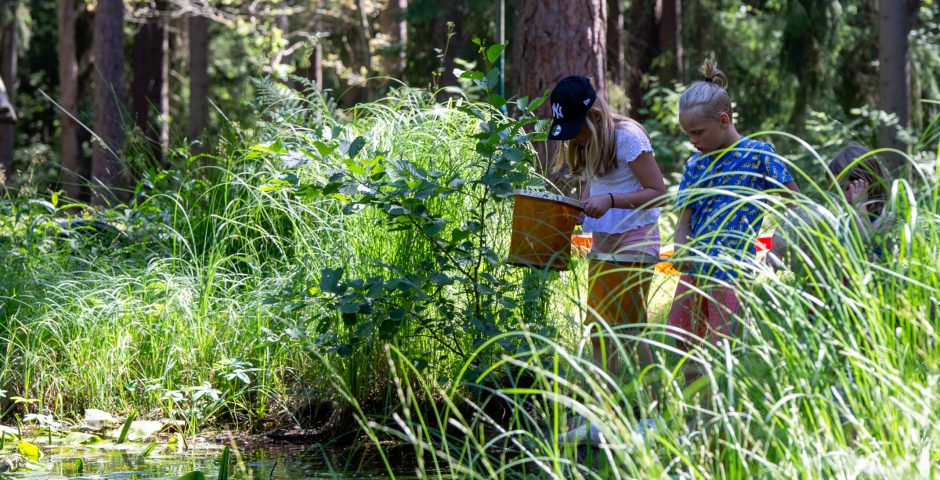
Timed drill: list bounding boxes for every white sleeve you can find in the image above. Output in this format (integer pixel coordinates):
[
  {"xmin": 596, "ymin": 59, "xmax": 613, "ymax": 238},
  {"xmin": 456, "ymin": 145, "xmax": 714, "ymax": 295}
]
[{"xmin": 616, "ymin": 122, "xmax": 653, "ymax": 164}]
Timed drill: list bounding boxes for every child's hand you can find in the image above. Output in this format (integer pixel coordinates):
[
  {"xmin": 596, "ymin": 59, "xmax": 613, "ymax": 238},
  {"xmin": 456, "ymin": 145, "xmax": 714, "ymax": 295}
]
[
  {"xmin": 846, "ymin": 178, "xmax": 869, "ymax": 211},
  {"xmin": 583, "ymin": 195, "xmax": 613, "ymax": 218}
]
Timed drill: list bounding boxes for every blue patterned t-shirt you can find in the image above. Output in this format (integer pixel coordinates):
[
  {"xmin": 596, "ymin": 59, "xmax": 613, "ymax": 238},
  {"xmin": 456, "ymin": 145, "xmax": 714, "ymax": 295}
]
[{"xmin": 676, "ymin": 137, "xmax": 793, "ymax": 279}]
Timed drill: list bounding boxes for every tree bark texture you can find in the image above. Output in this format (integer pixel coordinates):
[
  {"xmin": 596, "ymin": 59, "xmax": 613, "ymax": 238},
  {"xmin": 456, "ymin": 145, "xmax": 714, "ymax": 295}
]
[
  {"xmin": 355, "ymin": 0, "xmax": 373, "ymax": 101},
  {"xmin": 92, "ymin": 0, "xmax": 129, "ymax": 204},
  {"xmin": 626, "ymin": 0, "xmax": 683, "ymax": 118},
  {"xmin": 877, "ymin": 0, "xmax": 911, "ymax": 172},
  {"xmin": 188, "ymin": 13, "xmax": 209, "ymax": 149},
  {"xmin": 378, "ymin": 0, "xmax": 407, "ymax": 82},
  {"xmin": 0, "ymin": 0, "xmax": 17, "ymax": 182},
  {"xmin": 132, "ymin": 1, "xmax": 169, "ymax": 166},
  {"xmin": 607, "ymin": 0, "xmax": 624, "ymax": 87},
  {"xmin": 59, "ymin": 0, "xmax": 83, "ymax": 199},
  {"xmin": 658, "ymin": 0, "xmax": 683, "ymax": 80},
  {"xmin": 511, "ymin": 0, "xmax": 607, "ymax": 177}
]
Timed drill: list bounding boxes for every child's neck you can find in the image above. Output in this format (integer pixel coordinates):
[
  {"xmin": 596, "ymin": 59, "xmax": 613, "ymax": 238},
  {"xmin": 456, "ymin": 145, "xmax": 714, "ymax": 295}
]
[{"xmin": 717, "ymin": 127, "xmax": 742, "ymax": 151}]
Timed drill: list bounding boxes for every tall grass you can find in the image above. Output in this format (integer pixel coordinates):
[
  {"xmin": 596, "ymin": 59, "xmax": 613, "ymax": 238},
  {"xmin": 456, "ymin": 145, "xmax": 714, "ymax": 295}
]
[
  {"xmin": 308, "ymin": 129, "xmax": 940, "ymax": 478},
  {"xmin": 2, "ymin": 76, "xmax": 939, "ymax": 479},
  {"xmin": 0, "ymin": 82, "xmax": 573, "ymax": 425}
]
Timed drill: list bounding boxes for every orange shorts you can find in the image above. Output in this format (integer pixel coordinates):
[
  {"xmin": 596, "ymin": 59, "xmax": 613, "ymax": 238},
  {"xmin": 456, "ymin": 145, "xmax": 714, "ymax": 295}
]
[{"xmin": 584, "ymin": 224, "xmax": 659, "ymax": 325}]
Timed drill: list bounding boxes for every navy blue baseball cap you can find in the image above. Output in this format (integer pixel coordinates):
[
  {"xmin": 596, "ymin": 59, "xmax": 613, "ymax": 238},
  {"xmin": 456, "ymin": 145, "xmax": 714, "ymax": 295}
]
[{"xmin": 547, "ymin": 76, "xmax": 597, "ymax": 141}]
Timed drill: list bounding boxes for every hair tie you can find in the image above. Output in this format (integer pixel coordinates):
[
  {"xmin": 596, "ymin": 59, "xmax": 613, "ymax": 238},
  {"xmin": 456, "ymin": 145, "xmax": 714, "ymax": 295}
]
[{"xmin": 704, "ymin": 76, "xmax": 714, "ymax": 84}]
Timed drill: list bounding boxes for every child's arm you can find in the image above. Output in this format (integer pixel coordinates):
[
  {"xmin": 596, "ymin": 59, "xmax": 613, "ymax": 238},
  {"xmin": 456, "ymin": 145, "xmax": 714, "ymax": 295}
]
[
  {"xmin": 673, "ymin": 208, "xmax": 693, "ymax": 269},
  {"xmin": 582, "ymin": 152, "xmax": 665, "ymax": 217}
]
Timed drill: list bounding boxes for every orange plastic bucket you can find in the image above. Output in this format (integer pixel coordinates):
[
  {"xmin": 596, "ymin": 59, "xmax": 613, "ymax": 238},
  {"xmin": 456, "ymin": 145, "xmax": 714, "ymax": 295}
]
[{"xmin": 508, "ymin": 189, "xmax": 584, "ymax": 270}]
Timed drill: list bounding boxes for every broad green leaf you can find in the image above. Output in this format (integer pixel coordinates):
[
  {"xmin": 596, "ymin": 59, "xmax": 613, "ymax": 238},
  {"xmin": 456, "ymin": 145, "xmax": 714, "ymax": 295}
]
[
  {"xmin": 17, "ymin": 441, "xmax": 40, "ymax": 460},
  {"xmin": 503, "ymin": 148, "xmax": 527, "ymax": 162},
  {"xmin": 319, "ymin": 268, "xmax": 344, "ymax": 294},
  {"xmin": 486, "ymin": 68, "xmax": 500, "ymax": 91},
  {"xmin": 347, "ymin": 136, "xmax": 366, "ymax": 158},
  {"xmin": 527, "ymin": 94, "xmax": 547, "ymax": 112},
  {"xmin": 486, "ymin": 44, "xmax": 507, "ymax": 64},
  {"xmin": 459, "ymin": 70, "xmax": 484, "ymax": 81},
  {"xmin": 487, "ymin": 94, "xmax": 507, "ymax": 109},
  {"xmin": 175, "ymin": 472, "xmax": 206, "ymax": 480}
]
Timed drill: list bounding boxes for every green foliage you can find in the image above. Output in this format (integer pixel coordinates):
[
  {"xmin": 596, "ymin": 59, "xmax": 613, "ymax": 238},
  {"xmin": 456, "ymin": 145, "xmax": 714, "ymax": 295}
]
[
  {"xmin": 313, "ymin": 128, "xmax": 940, "ymax": 479},
  {"xmin": 268, "ymin": 41, "xmax": 555, "ymax": 371}
]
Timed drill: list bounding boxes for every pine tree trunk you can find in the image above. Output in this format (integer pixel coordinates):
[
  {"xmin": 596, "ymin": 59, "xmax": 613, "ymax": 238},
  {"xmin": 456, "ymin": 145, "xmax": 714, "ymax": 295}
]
[
  {"xmin": 303, "ymin": 0, "xmax": 324, "ymax": 87},
  {"xmin": 189, "ymin": 13, "xmax": 209, "ymax": 150},
  {"xmin": 132, "ymin": 1, "xmax": 169, "ymax": 166},
  {"xmin": 59, "ymin": 0, "xmax": 83, "ymax": 199},
  {"xmin": 0, "ymin": 0, "xmax": 17, "ymax": 183},
  {"xmin": 658, "ymin": 0, "xmax": 683, "ymax": 80},
  {"xmin": 355, "ymin": 0, "xmax": 373, "ymax": 101},
  {"xmin": 606, "ymin": 0, "xmax": 624, "ymax": 88},
  {"xmin": 92, "ymin": 0, "xmax": 128, "ymax": 205},
  {"xmin": 627, "ymin": 0, "xmax": 656, "ymax": 119},
  {"xmin": 877, "ymin": 0, "xmax": 911, "ymax": 173},
  {"xmin": 379, "ymin": 0, "xmax": 407, "ymax": 82},
  {"xmin": 511, "ymin": 0, "xmax": 606, "ymax": 176}
]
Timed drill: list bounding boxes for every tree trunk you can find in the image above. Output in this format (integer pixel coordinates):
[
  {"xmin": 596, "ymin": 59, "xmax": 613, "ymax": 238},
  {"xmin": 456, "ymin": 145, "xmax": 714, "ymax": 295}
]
[
  {"xmin": 658, "ymin": 0, "xmax": 683, "ymax": 80},
  {"xmin": 189, "ymin": 13, "xmax": 209, "ymax": 150},
  {"xmin": 132, "ymin": 1, "xmax": 169, "ymax": 167},
  {"xmin": 626, "ymin": 0, "xmax": 656, "ymax": 119},
  {"xmin": 378, "ymin": 0, "xmax": 407, "ymax": 82},
  {"xmin": 626, "ymin": 0, "xmax": 683, "ymax": 118},
  {"xmin": 0, "ymin": 0, "xmax": 17, "ymax": 183},
  {"xmin": 512, "ymin": 0, "xmax": 606, "ymax": 178},
  {"xmin": 59, "ymin": 0, "xmax": 82, "ymax": 199},
  {"xmin": 92, "ymin": 0, "xmax": 128, "ymax": 205},
  {"xmin": 877, "ymin": 0, "xmax": 911, "ymax": 173},
  {"xmin": 302, "ymin": 0, "xmax": 324, "ymax": 88},
  {"xmin": 606, "ymin": 0, "xmax": 624, "ymax": 88},
  {"xmin": 355, "ymin": 0, "xmax": 373, "ymax": 101}
]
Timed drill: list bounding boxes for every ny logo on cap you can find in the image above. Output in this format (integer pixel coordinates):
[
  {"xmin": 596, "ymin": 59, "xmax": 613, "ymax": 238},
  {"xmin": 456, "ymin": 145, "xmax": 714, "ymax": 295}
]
[{"xmin": 552, "ymin": 103, "xmax": 563, "ymax": 119}]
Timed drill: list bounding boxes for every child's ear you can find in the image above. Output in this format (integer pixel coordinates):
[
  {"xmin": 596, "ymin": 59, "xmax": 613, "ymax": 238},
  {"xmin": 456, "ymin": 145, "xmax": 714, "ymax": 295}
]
[{"xmin": 719, "ymin": 112, "xmax": 732, "ymax": 127}]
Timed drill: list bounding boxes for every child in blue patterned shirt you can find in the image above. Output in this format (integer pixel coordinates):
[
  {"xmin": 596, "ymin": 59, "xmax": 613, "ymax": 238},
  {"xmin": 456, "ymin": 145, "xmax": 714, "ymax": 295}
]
[{"xmin": 669, "ymin": 60, "xmax": 800, "ymax": 362}]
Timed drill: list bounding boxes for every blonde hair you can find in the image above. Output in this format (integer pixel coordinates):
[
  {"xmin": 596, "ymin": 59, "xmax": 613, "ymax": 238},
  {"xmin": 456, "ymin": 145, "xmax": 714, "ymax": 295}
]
[
  {"xmin": 678, "ymin": 59, "xmax": 733, "ymax": 119},
  {"xmin": 552, "ymin": 96, "xmax": 649, "ymax": 178}
]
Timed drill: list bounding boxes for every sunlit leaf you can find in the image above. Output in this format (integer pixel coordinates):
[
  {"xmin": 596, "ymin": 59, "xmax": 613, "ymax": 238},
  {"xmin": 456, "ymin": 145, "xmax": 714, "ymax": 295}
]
[{"xmin": 17, "ymin": 441, "xmax": 40, "ymax": 460}]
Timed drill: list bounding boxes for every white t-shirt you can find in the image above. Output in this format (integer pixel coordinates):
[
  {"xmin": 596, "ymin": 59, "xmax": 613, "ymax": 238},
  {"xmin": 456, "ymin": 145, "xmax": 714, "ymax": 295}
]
[{"xmin": 582, "ymin": 121, "xmax": 660, "ymax": 234}]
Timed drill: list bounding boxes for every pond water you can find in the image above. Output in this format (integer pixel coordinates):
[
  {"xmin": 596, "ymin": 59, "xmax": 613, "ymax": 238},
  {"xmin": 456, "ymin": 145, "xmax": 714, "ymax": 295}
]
[{"xmin": 3, "ymin": 439, "xmax": 429, "ymax": 479}]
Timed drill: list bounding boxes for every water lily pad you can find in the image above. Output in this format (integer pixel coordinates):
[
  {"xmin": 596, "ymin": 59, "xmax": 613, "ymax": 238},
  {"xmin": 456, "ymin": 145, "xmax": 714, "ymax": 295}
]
[
  {"xmin": 124, "ymin": 421, "xmax": 164, "ymax": 441},
  {"xmin": 63, "ymin": 432, "xmax": 102, "ymax": 445},
  {"xmin": 83, "ymin": 409, "xmax": 118, "ymax": 431}
]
